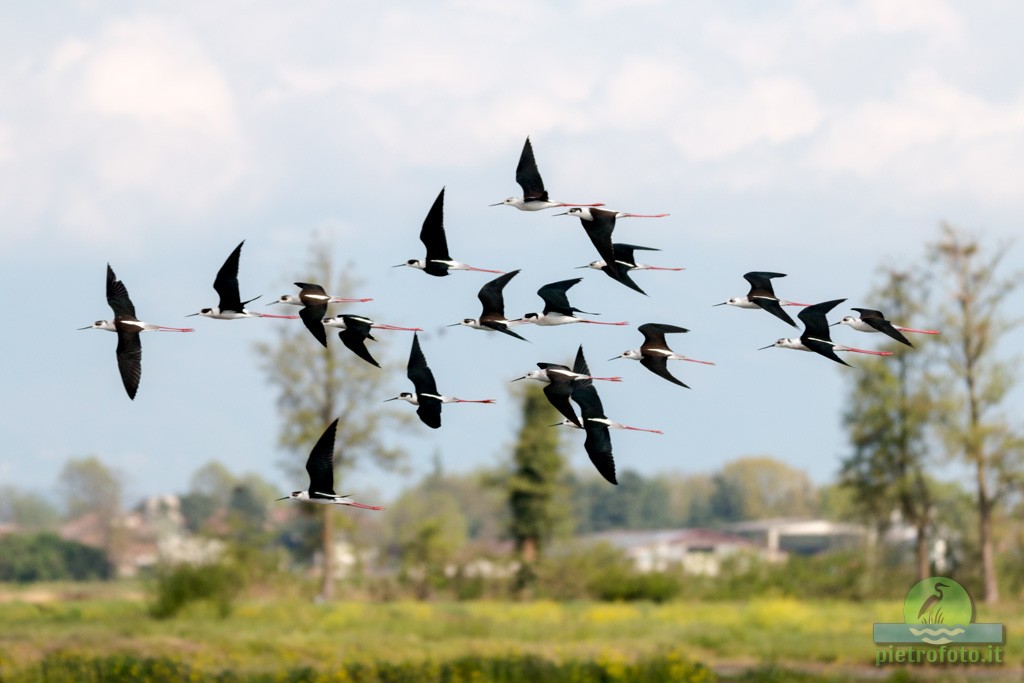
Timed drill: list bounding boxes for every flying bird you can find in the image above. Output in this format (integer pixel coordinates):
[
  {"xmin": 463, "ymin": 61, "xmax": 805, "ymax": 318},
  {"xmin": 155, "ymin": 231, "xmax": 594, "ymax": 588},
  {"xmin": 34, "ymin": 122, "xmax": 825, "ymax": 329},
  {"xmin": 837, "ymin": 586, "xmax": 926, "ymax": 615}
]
[
  {"xmin": 275, "ymin": 419, "xmax": 383, "ymax": 510},
  {"xmin": 513, "ymin": 355, "xmax": 622, "ymax": 428},
  {"xmin": 759, "ymin": 299, "xmax": 895, "ymax": 366},
  {"xmin": 558, "ymin": 346, "xmax": 663, "ymax": 485},
  {"xmin": 490, "ymin": 137, "xmax": 604, "ymax": 211},
  {"xmin": 517, "ymin": 278, "xmax": 627, "ymax": 327},
  {"xmin": 578, "ymin": 243, "xmax": 684, "ymax": 296},
  {"xmin": 188, "ymin": 241, "xmax": 298, "ymax": 320},
  {"xmin": 321, "ymin": 313, "xmax": 421, "ymax": 368},
  {"xmin": 268, "ymin": 282, "xmax": 372, "ymax": 347},
  {"xmin": 610, "ymin": 323, "xmax": 715, "ymax": 387},
  {"xmin": 556, "ymin": 207, "xmax": 669, "ymax": 280},
  {"xmin": 79, "ymin": 265, "xmax": 194, "ymax": 400},
  {"xmin": 833, "ymin": 308, "xmax": 940, "ymax": 347},
  {"xmin": 715, "ymin": 271, "xmax": 808, "ymax": 328},
  {"xmin": 396, "ymin": 187, "xmax": 504, "ymax": 276},
  {"xmin": 386, "ymin": 333, "xmax": 495, "ymax": 429},
  {"xmin": 450, "ymin": 270, "xmax": 528, "ymax": 341}
]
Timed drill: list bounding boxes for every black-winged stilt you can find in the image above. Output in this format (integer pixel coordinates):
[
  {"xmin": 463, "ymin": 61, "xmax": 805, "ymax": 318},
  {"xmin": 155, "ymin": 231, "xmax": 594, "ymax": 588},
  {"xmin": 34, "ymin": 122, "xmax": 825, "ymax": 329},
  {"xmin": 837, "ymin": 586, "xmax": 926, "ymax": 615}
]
[
  {"xmin": 321, "ymin": 313, "xmax": 421, "ymax": 368},
  {"xmin": 578, "ymin": 243, "xmax": 684, "ymax": 296},
  {"xmin": 759, "ymin": 299, "xmax": 895, "ymax": 366},
  {"xmin": 555, "ymin": 207, "xmax": 669, "ymax": 280},
  {"xmin": 516, "ymin": 278, "xmax": 627, "ymax": 327},
  {"xmin": 512, "ymin": 355, "xmax": 622, "ymax": 428},
  {"xmin": 715, "ymin": 271, "xmax": 808, "ymax": 328},
  {"xmin": 270, "ymin": 282, "xmax": 372, "ymax": 347},
  {"xmin": 396, "ymin": 188, "xmax": 504, "ymax": 277},
  {"xmin": 490, "ymin": 137, "xmax": 605, "ymax": 211},
  {"xmin": 188, "ymin": 241, "xmax": 298, "ymax": 321},
  {"xmin": 610, "ymin": 323, "xmax": 715, "ymax": 387},
  {"xmin": 80, "ymin": 265, "xmax": 194, "ymax": 400},
  {"xmin": 559, "ymin": 346, "xmax": 663, "ymax": 485},
  {"xmin": 833, "ymin": 308, "xmax": 940, "ymax": 347},
  {"xmin": 275, "ymin": 418, "xmax": 383, "ymax": 510},
  {"xmin": 450, "ymin": 270, "xmax": 528, "ymax": 341},
  {"xmin": 386, "ymin": 333, "xmax": 495, "ymax": 429}
]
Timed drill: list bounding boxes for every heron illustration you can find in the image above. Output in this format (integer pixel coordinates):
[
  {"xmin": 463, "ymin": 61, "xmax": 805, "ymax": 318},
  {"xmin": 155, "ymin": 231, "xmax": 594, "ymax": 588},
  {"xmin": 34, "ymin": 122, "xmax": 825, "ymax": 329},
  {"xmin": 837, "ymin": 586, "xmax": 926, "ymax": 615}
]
[{"xmin": 917, "ymin": 582, "xmax": 949, "ymax": 623}]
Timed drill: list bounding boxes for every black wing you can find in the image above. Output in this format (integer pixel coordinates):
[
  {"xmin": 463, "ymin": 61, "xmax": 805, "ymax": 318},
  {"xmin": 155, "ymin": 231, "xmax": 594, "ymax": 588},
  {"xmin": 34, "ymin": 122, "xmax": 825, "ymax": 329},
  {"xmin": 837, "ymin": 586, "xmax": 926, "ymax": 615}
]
[
  {"xmin": 612, "ymin": 243, "xmax": 660, "ymax": 267},
  {"xmin": 752, "ymin": 298, "xmax": 797, "ymax": 327},
  {"xmin": 419, "ymin": 188, "xmax": 451, "ymax": 265},
  {"xmin": 214, "ymin": 241, "xmax": 246, "ymax": 312},
  {"xmin": 798, "ymin": 298, "xmax": 845, "ymax": 343},
  {"xmin": 338, "ymin": 322, "xmax": 380, "ymax": 368},
  {"xmin": 105, "ymin": 264, "xmax": 136, "ymax": 319},
  {"xmin": 416, "ymin": 397, "xmax": 442, "ymax": 429},
  {"xmin": 578, "ymin": 209, "xmax": 619, "ymax": 278},
  {"xmin": 542, "ymin": 378, "xmax": 582, "ymax": 428},
  {"xmin": 515, "ymin": 137, "xmax": 548, "ymax": 202},
  {"xmin": 480, "ymin": 319, "xmax": 528, "ymax": 341},
  {"xmin": 601, "ymin": 265, "xmax": 647, "ymax": 296},
  {"xmin": 569, "ymin": 347, "xmax": 606, "ymax": 420},
  {"xmin": 638, "ymin": 323, "xmax": 688, "ymax": 351},
  {"xmin": 852, "ymin": 308, "xmax": 912, "ymax": 347},
  {"xmin": 537, "ymin": 278, "xmax": 595, "ymax": 316},
  {"xmin": 115, "ymin": 331, "xmax": 142, "ymax": 400},
  {"xmin": 583, "ymin": 421, "xmax": 617, "ymax": 485},
  {"xmin": 407, "ymin": 333, "xmax": 438, "ymax": 396},
  {"xmin": 306, "ymin": 419, "xmax": 338, "ymax": 497},
  {"xmin": 478, "ymin": 270, "xmax": 520, "ymax": 316},
  {"xmin": 803, "ymin": 337, "xmax": 852, "ymax": 367},
  {"xmin": 640, "ymin": 355, "xmax": 689, "ymax": 388},
  {"xmin": 743, "ymin": 271, "xmax": 787, "ymax": 297},
  {"xmin": 299, "ymin": 305, "xmax": 329, "ymax": 347}
]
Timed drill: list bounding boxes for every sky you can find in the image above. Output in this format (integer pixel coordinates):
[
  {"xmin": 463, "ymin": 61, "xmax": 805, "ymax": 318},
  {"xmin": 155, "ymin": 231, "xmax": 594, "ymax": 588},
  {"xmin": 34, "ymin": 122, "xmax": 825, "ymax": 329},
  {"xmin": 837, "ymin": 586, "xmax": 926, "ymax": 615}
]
[{"xmin": 2, "ymin": 0, "xmax": 1023, "ymax": 508}]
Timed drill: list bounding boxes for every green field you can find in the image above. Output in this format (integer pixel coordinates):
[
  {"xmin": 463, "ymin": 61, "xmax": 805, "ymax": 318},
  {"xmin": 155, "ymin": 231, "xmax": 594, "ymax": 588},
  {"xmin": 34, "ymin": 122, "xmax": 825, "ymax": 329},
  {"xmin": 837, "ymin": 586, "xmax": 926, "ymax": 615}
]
[{"xmin": 0, "ymin": 584, "xmax": 1020, "ymax": 682}]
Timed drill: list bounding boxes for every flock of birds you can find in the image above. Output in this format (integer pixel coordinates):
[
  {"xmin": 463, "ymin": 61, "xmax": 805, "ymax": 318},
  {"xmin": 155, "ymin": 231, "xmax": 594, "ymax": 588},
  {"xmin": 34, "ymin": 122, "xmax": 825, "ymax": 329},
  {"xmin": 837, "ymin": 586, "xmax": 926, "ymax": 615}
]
[{"xmin": 80, "ymin": 138, "xmax": 941, "ymax": 506}]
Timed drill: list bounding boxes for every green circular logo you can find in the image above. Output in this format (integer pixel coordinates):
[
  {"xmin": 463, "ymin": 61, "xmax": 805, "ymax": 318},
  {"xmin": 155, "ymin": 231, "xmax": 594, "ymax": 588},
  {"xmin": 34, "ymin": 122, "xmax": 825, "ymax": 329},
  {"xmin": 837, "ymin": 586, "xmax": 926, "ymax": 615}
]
[{"xmin": 903, "ymin": 577, "xmax": 974, "ymax": 626}]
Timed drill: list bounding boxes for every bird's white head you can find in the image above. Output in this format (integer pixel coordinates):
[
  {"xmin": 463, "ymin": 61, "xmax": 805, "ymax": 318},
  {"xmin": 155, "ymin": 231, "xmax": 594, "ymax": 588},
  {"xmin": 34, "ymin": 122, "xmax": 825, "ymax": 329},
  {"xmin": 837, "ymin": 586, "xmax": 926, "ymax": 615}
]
[
  {"xmin": 394, "ymin": 258, "xmax": 425, "ymax": 270},
  {"xmin": 79, "ymin": 320, "xmax": 116, "ymax": 331},
  {"xmin": 491, "ymin": 197, "xmax": 521, "ymax": 208},
  {"xmin": 322, "ymin": 315, "xmax": 347, "ymax": 329},
  {"xmin": 559, "ymin": 207, "xmax": 592, "ymax": 220},
  {"xmin": 385, "ymin": 392, "xmax": 417, "ymax": 405},
  {"xmin": 610, "ymin": 349, "xmax": 642, "ymax": 361},
  {"xmin": 513, "ymin": 369, "xmax": 548, "ymax": 383},
  {"xmin": 838, "ymin": 315, "xmax": 857, "ymax": 326},
  {"xmin": 275, "ymin": 490, "xmax": 308, "ymax": 502},
  {"xmin": 759, "ymin": 338, "xmax": 800, "ymax": 350},
  {"xmin": 191, "ymin": 307, "xmax": 217, "ymax": 318},
  {"xmin": 450, "ymin": 318, "xmax": 478, "ymax": 329},
  {"xmin": 519, "ymin": 313, "xmax": 540, "ymax": 323},
  {"xmin": 272, "ymin": 294, "xmax": 301, "ymax": 305},
  {"xmin": 576, "ymin": 260, "xmax": 606, "ymax": 271},
  {"xmin": 715, "ymin": 297, "xmax": 747, "ymax": 308}
]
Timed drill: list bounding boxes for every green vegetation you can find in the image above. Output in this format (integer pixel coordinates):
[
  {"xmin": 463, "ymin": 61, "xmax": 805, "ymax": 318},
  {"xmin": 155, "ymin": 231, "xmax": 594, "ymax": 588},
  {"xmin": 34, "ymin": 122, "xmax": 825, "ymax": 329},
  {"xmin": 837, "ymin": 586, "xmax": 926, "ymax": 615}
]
[
  {"xmin": 0, "ymin": 534, "xmax": 112, "ymax": 582},
  {"xmin": 1, "ymin": 592, "xmax": 1020, "ymax": 681}
]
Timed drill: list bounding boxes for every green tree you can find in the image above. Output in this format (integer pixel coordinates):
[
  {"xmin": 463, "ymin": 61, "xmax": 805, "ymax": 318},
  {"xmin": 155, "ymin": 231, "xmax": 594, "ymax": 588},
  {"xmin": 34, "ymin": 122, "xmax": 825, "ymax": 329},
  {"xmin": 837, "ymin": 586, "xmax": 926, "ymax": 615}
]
[
  {"xmin": 0, "ymin": 486, "xmax": 60, "ymax": 532},
  {"xmin": 572, "ymin": 470, "xmax": 672, "ymax": 533},
  {"xmin": 506, "ymin": 384, "xmax": 569, "ymax": 572},
  {"xmin": 930, "ymin": 224, "xmax": 1024, "ymax": 603},
  {"xmin": 709, "ymin": 456, "xmax": 817, "ymax": 522},
  {"xmin": 840, "ymin": 268, "xmax": 939, "ymax": 580},
  {"xmin": 254, "ymin": 241, "xmax": 404, "ymax": 600},
  {"xmin": 57, "ymin": 456, "xmax": 122, "ymax": 558}
]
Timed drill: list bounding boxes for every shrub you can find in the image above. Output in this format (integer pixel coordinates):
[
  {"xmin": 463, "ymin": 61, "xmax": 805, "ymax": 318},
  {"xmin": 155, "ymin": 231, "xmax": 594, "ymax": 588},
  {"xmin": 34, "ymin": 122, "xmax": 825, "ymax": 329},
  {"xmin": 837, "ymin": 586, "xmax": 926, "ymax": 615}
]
[
  {"xmin": 0, "ymin": 533, "xmax": 112, "ymax": 582},
  {"xmin": 149, "ymin": 561, "xmax": 242, "ymax": 619}
]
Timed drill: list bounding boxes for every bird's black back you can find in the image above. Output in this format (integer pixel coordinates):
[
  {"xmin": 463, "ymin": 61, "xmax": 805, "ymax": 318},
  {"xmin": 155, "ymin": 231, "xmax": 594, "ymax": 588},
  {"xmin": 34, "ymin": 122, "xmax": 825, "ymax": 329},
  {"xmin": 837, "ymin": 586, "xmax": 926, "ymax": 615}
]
[
  {"xmin": 419, "ymin": 188, "xmax": 451, "ymax": 276},
  {"xmin": 612, "ymin": 243, "xmax": 659, "ymax": 267},
  {"xmin": 851, "ymin": 308, "xmax": 912, "ymax": 347},
  {"xmin": 570, "ymin": 346, "xmax": 606, "ymax": 420},
  {"xmin": 515, "ymin": 137, "xmax": 548, "ymax": 202},
  {"xmin": 106, "ymin": 264, "xmax": 137, "ymax": 319},
  {"xmin": 213, "ymin": 241, "xmax": 246, "ymax": 311},
  {"xmin": 799, "ymin": 298, "xmax": 845, "ymax": 343},
  {"xmin": 577, "ymin": 209, "xmax": 619, "ymax": 278},
  {"xmin": 743, "ymin": 271, "xmax": 787, "ymax": 298},
  {"xmin": 306, "ymin": 418, "xmax": 338, "ymax": 497}
]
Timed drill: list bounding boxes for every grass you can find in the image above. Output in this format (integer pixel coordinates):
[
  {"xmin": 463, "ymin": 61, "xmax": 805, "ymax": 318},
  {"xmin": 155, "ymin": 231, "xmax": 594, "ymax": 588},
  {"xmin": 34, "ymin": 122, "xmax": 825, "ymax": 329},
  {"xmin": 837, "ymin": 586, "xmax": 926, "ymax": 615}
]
[{"xmin": 0, "ymin": 583, "xmax": 1021, "ymax": 681}]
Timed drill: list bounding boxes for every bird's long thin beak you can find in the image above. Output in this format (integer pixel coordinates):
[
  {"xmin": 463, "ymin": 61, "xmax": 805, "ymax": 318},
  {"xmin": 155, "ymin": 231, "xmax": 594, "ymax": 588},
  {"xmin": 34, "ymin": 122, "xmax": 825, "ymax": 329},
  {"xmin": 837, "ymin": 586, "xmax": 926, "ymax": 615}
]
[
  {"xmin": 553, "ymin": 211, "xmax": 568, "ymax": 216},
  {"xmin": 392, "ymin": 263, "xmax": 407, "ymax": 268},
  {"xmin": 77, "ymin": 325, "xmax": 91, "ymax": 330},
  {"xmin": 712, "ymin": 302, "xmax": 727, "ymax": 307},
  {"xmin": 488, "ymin": 202, "xmax": 503, "ymax": 207},
  {"xmin": 829, "ymin": 321, "xmax": 840, "ymax": 326},
  {"xmin": 274, "ymin": 496, "xmax": 289, "ymax": 501},
  {"xmin": 447, "ymin": 323, "xmax": 461, "ymax": 327},
  {"xmin": 511, "ymin": 376, "xmax": 527, "ymax": 382},
  {"xmin": 757, "ymin": 344, "xmax": 774, "ymax": 350},
  {"xmin": 383, "ymin": 397, "xmax": 399, "ymax": 402},
  {"xmin": 574, "ymin": 265, "xmax": 590, "ymax": 269},
  {"xmin": 267, "ymin": 301, "xmax": 280, "ymax": 306},
  {"xmin": 185, "ymin": 312, "xmax": 200, "ymax": 317},
  {"xmin": 607, "ymin": 356, "xmax": 621, "ymax": 361}
]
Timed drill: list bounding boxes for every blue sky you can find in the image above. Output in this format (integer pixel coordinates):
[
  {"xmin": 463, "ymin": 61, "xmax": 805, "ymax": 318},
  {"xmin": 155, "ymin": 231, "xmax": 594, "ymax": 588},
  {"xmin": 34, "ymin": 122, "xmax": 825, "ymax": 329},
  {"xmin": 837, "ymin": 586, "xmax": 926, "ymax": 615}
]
[{"xmin": 2, "ymin": 1, "xmax": 1023, "ymax": 506}]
